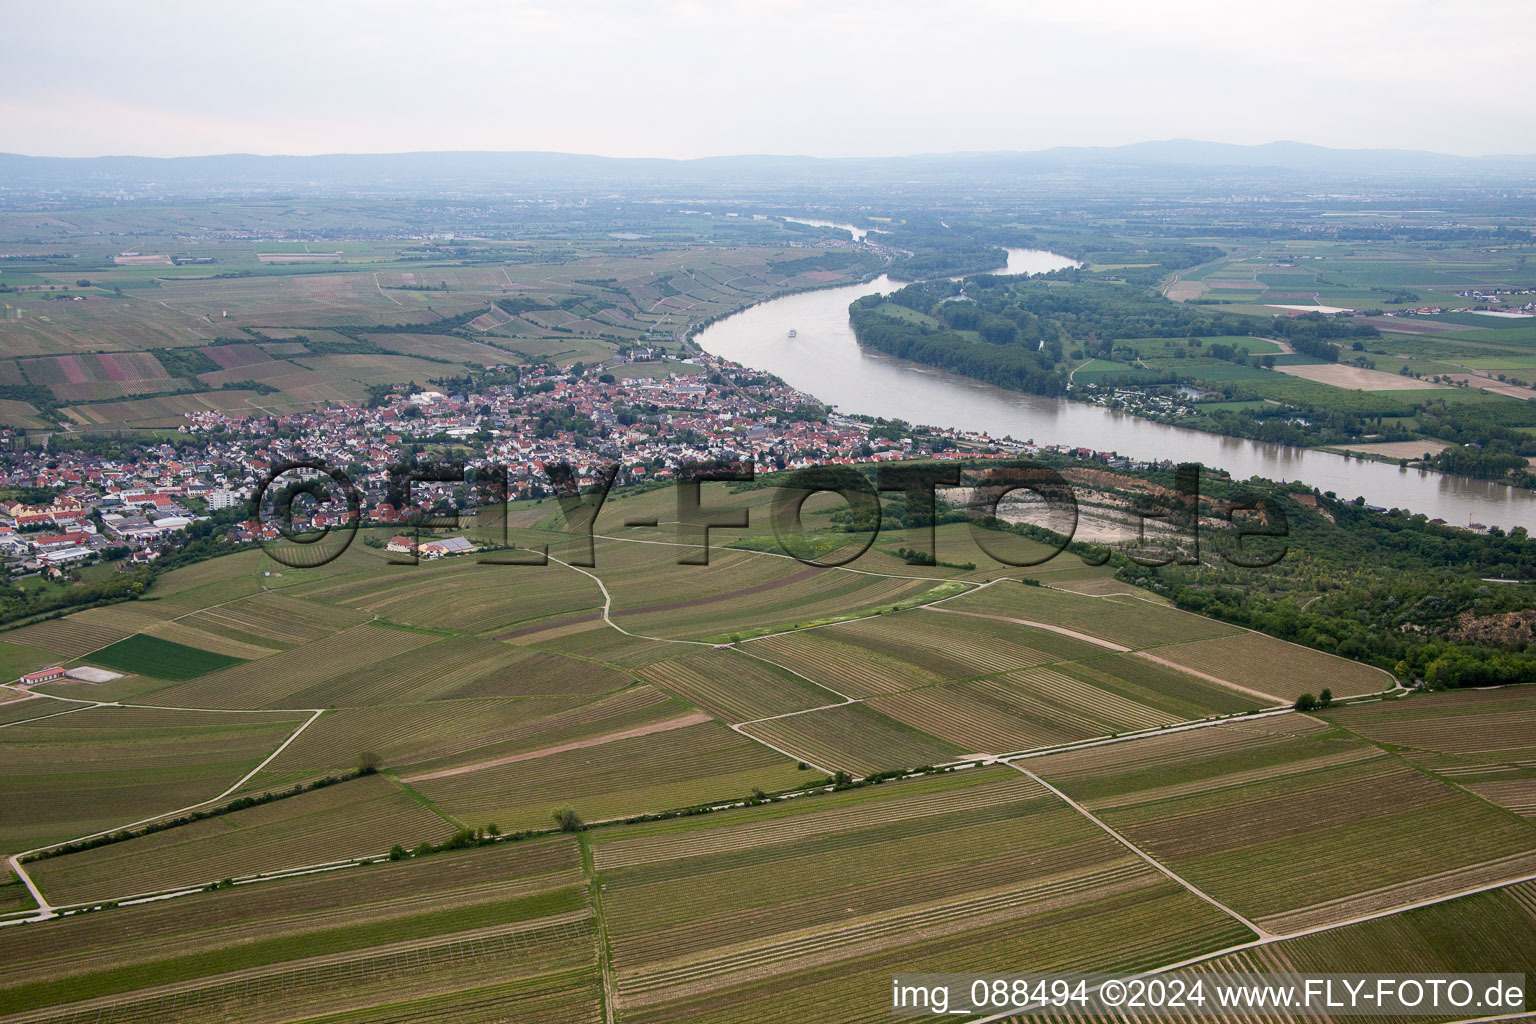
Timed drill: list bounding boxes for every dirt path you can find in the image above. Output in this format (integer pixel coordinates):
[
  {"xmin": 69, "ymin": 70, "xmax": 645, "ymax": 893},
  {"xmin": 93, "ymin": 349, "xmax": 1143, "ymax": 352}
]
[
  {"xmin": 1132, "ymin": 650, "xmax": 1289, "ymax": 704},
  {"xmin": 967, "ymin": 858, "xmax": 1536, "ymax": 1024},
  {"xmin": 373, "ymin": 272, "xmax": 402, "ymax": 306},
  {"xmin": 922, "ymin": 605, "xmax": 1131, "ymax": 651},
  {"xmin": 924, "ymin": 602, "xmax": 1293, "ymax": 705},
  {"xmin": 1004, "ymin": 761, "xmax": 1273, "ymax": 939},
  {"xmin": 2, "ymin": 695, "xmax": 325, "ymax": 922},
  {"xmin": 579, "ymin": 835, "xmax": 619, "ymax": 1024},
  {"xmin": 402, "ymin": 712, "xmax": 712, "ymax": 783}
]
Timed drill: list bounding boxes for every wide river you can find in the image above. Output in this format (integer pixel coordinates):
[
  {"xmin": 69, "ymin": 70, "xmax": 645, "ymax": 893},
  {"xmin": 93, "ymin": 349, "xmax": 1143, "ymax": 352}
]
[{"xmin": 697, "ymin": 247, "xmax": 1536, "ymax": 529}]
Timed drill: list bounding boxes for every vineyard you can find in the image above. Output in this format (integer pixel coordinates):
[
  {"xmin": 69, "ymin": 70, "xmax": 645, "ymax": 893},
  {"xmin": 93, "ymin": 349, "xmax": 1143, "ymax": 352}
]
[
  {"xmin": 637, "ymin": 649, "xmax": 836, "ymax": 721},
  {"xmin": 868, "ymin": 665, "xmax": 1189, "ymax": 755},
  {"xmin": 0, "ymin": 837, "xmax": 598, "ymax": 1024},
  {"xmin": 945, "ymin": 585, "xmax": 1244, "ymax": 649},
  {"xmin": 591, "ymin": 767, "xmax": 1254, "ymax": 1024},
  {"xmin": 1203, "ymin": 879, "xmax": 1536, "ymax": 1002},
  {"xmin": 1148, "ymin": 630, "xmax": 1393, "ymax": 701},
  {"xmin": 242, "ymin": 696, "xmax": 602, "ymax": 787},
  {"xmin": 294, "ymin": 561, "xmax": 603, "ymax": 636},
  {"xmin": 0, "ymin": 524, "xmax": 1519, "ymax": 1024},
  {"xmin": 177, "ymin": 591, "xmax": 371, "ymax": 648},
  {"xmin": 19, "ymin": 351, "xmax": 176, "ymax": 403},
  {"xmin": 30, "ymin": 774, "xmax": 459, "ymax": 905},
  {"xmin": 1030, "ymin": 715, "xmax": 1536, "ymax": 931},
  {"xmin": 1327, "ymin": 686, "xmax": 1536, "ymax": 818},
  {"xmin": 738, "ymin": 701, "xmax": 964, "ymax": 774},
  {"xmin": 1327, "ymin": 685, "xmax": 1536, "ymax": 762},
  {"xmin": 0, "ymin": 705, "xmax": 307, "ymax": 853},
  {"xmin": 411, "ymin": 717, "xmax": 808, "ymax": 832},
  {"xmin": 133, "ymin": 623, "xmax": 441, "ymax": 710},
  {"xmin": 5, "ymin": 612, "xmax": 137, "ymax": 660}
]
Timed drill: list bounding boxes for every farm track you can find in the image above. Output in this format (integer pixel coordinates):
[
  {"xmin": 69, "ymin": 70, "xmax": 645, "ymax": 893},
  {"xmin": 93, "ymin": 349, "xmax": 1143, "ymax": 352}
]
[
  {"xmin": 1001, "ymin": 761, "xmax": 1271, "ymax": 940},
  {"xmin": 402, "ymin": 713, "xmax": 712, "ymax": 783},
  {"xmin": 1, "ymin": 679, "xmax": 326, "ymax": 923},
  {"xmin": 1133, "ymin": 650, "xmax": 1295, "ymax": 704},
  {"xmin": 967, "ymin": 856, "xmax": 1536, "ymax": 1024},
  {"xmin": 924, "ymin": 605, "xmax": 1133, "ymax": 651}
]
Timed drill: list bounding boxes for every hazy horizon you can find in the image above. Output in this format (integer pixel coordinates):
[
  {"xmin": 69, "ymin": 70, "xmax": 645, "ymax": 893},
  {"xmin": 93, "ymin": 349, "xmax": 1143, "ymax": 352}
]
[
  {"xmin": 4, "ymin": 139, "xmax": 1534, "ymax": 162},
  {"xmin": 6, "ymin": 0, "xmax": 1532, "ymax": 161}
]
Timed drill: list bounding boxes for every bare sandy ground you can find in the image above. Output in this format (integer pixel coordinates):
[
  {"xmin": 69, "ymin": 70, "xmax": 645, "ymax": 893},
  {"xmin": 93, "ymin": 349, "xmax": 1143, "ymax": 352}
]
[
  {"xmin": 1328, "ymin": 440, "xmax": 1450, "ymax": 459},
  {"xmin": 1266, "ymin": 303, "xmax": 1356, "ymax": 314},
  {"xmin": 942, "ymin": 487, "xmax": 1190, "ymax": 550},
  {"xmin": 1273, "ymin": 363, "xmax": 1440, "ymax": 391}
]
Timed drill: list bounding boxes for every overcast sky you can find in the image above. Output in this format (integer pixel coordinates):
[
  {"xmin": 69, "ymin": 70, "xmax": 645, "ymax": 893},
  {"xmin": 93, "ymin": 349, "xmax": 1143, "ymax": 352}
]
[{"xmin": 6, "ymin": 0, "xmax": 1531, "ymax": 159}]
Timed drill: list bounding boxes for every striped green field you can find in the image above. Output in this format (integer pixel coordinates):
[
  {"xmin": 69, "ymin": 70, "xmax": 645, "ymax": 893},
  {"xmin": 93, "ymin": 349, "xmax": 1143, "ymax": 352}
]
[
  {"xmin": 0, "ymin": 705, "xmax": 310, "ymax": 856},
  {"xmin": 638, "ymin": 648, "xmax": 839, "ymax": 721},
  {"xmin": 1148, "ymin": 630, "xmax": 1393, "ymax": 700},
  {"xmin": 29, "ymin": 774, "xmax": 458, "ymax": 905},
  {"xmin": 590, "ymin": 766, "xmax": 1255, "ymax": 1024},
  {"xmin": 84, "ymin": 634, "xmax": 246, "ymax": 681},
  {"xmin": 1030, "ymin": 714, "xmax": 1536, "ymax": 933},
  {"xmin": 0, "ymin": 837, "xmax": 600, "ymax": 1024},
  {"xmin": 1326, "ymin": 686, "xmax": 1536, "ymax": 818},
  {"xmin": 131, "ymin": 624, "xmax": 442, "ymax": 709},
  {"xmin": 410, "ymin": 716, "xmax": 808, "ymax": 833},
  {"xmin": 943, "ymin": 585, "xmax": 1242, "ymax": 648}
]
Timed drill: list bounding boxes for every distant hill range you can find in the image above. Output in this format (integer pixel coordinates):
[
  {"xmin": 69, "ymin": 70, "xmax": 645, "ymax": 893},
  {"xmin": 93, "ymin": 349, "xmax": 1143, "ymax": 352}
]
[{"xmin": 3, "ymin": 140, "xmax": 1533, "ymax": 192}]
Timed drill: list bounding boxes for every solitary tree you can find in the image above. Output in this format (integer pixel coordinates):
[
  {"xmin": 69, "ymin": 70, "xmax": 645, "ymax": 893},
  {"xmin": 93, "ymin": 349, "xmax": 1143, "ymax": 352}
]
[
  {"xmin": 1318, "ymin": 688, "xmax": 1333, "ymax": 708},
  {"xmin": 357, "ymin": 751, "xmax": 383, "ymax": 775},
  {"xmin": 552, "ymin": 805, "xmax": 584, "ymax": 832},
  {"xmin": 1295, "ymin": 693, "xmax": 1319, "ymax": 712}
]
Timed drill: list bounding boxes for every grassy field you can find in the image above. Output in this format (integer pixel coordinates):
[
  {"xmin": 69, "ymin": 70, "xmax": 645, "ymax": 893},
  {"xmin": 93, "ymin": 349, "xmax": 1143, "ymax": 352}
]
[{"xmin": 83, "ymin": 633, "xmax": 246, "ymax": 680}]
